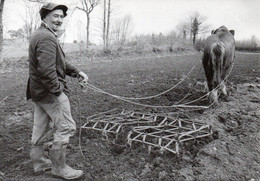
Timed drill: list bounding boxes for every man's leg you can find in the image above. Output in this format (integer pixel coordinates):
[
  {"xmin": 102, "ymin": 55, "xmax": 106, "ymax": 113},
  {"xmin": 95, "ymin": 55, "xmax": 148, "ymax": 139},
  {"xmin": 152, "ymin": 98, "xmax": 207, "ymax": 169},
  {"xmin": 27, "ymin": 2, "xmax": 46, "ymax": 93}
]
[
  {"xmin": 31, "ymin": 103, "xmax": 54, "ymax": 146},
  {"xmin": 39, "ymin": 93, "xmax": 83, "ymax": 180},
  {"xmin": 30, "ymin": 102, "xmax": 53, "ymax": 174},
  {"xmin": 52, "ymin": 92, "xmax": 76, "ymax": 144}
]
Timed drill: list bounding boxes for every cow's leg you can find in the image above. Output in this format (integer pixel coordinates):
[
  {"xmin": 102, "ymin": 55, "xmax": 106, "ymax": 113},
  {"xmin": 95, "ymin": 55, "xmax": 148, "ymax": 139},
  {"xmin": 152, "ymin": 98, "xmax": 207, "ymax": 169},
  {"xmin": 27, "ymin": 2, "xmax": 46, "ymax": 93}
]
[
  {"xmin": 207, "ymin": 78, "xmax": 214, "ymax": 91},
  {"xmin": 210, "ymin": 67, "xmax": 219, "ymax": 104},
  {"xmin": 220, "ymin": 54, "xmax": 234, "ymax": 98},
  {"xmin": 202, "ymin": 54, "xmax": 218, "ymax": 103},
  {"xmin": 202, "ymin": 55, "xmax": 214, "ymax": 91},
  {"xmin": 204, "ymin": 65, "xmax": 218, "ymax": 104},
  {"xmin": 220, "ymin": 82, "xmax": 227, "ymax": 96},
  {"xmin": 210, "ymin": 89, "xmax": 218, "ymax": 104}
]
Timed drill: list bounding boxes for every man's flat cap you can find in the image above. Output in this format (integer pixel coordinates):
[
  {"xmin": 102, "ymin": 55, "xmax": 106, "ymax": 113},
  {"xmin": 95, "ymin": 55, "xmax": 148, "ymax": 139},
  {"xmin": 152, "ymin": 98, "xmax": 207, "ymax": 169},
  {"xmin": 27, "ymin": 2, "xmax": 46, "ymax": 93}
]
[{"xmin": 40, "ymin": 3, "xmax": 68, "ymax": 20}]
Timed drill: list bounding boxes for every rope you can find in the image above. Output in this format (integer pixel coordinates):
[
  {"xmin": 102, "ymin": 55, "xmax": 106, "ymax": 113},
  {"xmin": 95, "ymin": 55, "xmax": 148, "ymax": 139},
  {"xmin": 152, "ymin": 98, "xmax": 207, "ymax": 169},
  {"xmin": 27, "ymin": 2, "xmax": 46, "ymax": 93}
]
[
  {"xmin": 71, "ymin": 78, "xmax": 86, "ymax": 160},
  {"xmin": 81, "ymin": 59, "xmax": 200, "ymax": 101},
  {"xmin": 87, "ymin": 84, "xmax": 210, "ymax": 109},
  {"xmin": 80, "ymin": 57, "xmax": 235, "ymax": 110}
]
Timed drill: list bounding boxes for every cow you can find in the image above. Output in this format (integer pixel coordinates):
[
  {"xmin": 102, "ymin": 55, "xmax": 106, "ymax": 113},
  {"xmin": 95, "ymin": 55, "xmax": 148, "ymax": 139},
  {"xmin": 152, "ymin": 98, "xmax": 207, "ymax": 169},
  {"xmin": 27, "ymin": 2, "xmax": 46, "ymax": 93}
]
[{"xmin": 202, "ymin": 25, "xmax": 235, "ymax": 104}]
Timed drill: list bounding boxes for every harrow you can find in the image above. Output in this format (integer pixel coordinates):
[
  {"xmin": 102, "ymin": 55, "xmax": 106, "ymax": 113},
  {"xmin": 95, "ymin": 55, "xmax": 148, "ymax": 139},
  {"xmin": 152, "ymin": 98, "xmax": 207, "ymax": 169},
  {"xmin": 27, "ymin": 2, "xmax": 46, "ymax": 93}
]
[{"xmin": 81, "ymin": 109, "xmax": 213, "ymax": 154}]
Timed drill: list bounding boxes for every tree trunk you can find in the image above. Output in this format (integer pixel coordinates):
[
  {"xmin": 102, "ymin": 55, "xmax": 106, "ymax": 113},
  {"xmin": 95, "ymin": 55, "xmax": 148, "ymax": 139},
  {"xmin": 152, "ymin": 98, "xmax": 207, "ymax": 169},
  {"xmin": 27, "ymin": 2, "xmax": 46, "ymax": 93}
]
[
  {"xmin": 193, "ymin": 33, "xmax": 196, "ymax": 44},
  {"xmin": 105, "ymin": 0, "xmax": 111, "ymax": 49},
  {"xmin": 103, "ymin": 0, "xmax": 106, "ymax": 48},
  {"xmin": 0, "ymin": 0, "xmax": 5, "ymax": 62},
  {"xmin": 183, "ymin": 30, "xmax": 186, "ymax": 39},
  {"xmin": 189, "ymin": 31, "xmax": 192, "ymax": 43},
  {"xmin": 86, "ymin": 14, "xmax": 90, "ymax": 49}
]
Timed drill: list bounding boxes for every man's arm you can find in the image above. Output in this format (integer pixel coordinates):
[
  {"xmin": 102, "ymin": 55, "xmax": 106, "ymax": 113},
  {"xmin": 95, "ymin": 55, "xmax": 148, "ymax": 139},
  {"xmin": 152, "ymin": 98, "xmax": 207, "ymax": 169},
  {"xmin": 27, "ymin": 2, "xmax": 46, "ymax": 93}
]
[
  {"xmin": 65, "ymin": 62, "xmax": 88, "ymax": 83},
  {"xmin": 65, "ymin": 61, "xmax": 80, "ymax": 77}
]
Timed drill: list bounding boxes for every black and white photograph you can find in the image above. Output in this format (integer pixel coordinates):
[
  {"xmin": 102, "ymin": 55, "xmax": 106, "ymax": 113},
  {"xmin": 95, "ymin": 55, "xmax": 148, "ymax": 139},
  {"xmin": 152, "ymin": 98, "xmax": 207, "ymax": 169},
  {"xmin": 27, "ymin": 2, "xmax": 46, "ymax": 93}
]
[{"xmin": 0, "ymin": 0, "xmax": 259, "ymax": 180}]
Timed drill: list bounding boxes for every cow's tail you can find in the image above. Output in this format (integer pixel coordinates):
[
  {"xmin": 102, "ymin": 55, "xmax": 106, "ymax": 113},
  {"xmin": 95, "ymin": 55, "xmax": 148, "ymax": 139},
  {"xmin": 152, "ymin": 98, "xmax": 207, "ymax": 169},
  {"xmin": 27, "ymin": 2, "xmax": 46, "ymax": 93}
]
[{"xmin": 210, "ymin": 42, "xmax": 225, "ymax": 88}]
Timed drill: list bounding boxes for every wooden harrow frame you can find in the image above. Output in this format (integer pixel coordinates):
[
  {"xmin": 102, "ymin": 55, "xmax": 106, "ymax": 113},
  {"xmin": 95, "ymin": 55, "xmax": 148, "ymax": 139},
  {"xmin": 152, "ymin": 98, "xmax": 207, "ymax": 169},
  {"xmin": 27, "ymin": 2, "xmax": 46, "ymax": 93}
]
[
  {"xmin": 81, "ymin": 109, "xmax": 213, "ymax": 154},
  {"xmin": 127, "ymin": 119, "xmax": 212, "ymax": 154},
  {"xmin": 81, "ymin": 109, "xmax": 169, "ymax": 136}
]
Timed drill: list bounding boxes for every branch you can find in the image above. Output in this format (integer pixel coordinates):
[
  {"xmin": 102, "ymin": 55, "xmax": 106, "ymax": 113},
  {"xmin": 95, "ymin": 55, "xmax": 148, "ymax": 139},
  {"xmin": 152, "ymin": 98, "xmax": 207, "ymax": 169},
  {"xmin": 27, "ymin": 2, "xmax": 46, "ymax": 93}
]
[
  {"xmin": 76, "ymin": 6, "xmax": 87, "ymax": 13},
  {"xmin": 76, "ymin": 0, "xmax": 100, "ymax": 14},
  {"xmin": 84, "ymin": 0, "xmax": 88, "ymax": 10},
  {"xmin": 88, "ymin": 0, "xmax": 100, "ymax": 13},
  {"xmin": 88, "ymin": 4, "xmax": 94, "ymax": 13}
]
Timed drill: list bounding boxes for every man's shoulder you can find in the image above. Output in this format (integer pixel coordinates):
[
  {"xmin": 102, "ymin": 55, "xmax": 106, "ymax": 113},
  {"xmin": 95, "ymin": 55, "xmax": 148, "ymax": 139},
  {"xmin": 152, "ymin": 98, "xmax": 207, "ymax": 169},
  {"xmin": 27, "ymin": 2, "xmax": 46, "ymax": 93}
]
[{"xmin": 31, "ymin": 27, "xmax": 56, "ymax": 42}]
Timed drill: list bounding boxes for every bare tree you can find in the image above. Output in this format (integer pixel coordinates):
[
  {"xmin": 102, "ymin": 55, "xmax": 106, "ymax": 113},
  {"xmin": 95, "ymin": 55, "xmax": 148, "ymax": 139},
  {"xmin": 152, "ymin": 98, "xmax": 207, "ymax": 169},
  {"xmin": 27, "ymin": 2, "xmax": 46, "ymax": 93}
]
[
  {"xmin": 101, "ymin": 0, "xmax": 113, "ymax": 51},
  {"xmin": 183, "ymin": 11, "xmax": 210, "ymax": 44},
  {"xmin": 192, "ymin": 17, "xmax": 199, "ymax": 44},
  {"xmin": 105, "ymin": 0, "xmax": 111, "ymax": 49},
  {"xmin": 112, "ymin": 14, "xmax": 132, "ymax": 49},
  {"xmin": 176, "ymin": 22, "xmax": 187, "ymax": 39},
  {"xmin": 250, "ymin": 35, "xmax": 258, "ymax": 48},
  {"xmin": 22, "ymin": 0, "xmax": 41, "ymax": 40},
  {"xmin": 76, "ymin": 0, "xmax": 100, "ymax": 49},
  {"xmin": 0, "ymin": 0, "xmax": 5, "ymax": 62},
  {"xmin": 102, "ymin": 0, "xmax": 106, "ymax": 48}
]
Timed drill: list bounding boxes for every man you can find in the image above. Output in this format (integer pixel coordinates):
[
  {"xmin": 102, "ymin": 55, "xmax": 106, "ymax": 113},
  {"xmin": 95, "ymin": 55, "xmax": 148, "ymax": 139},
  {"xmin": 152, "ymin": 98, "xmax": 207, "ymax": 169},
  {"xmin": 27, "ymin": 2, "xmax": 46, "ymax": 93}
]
[{"xmin": 26, "ymin": 3, "xmax": 88, "ymax": 180}]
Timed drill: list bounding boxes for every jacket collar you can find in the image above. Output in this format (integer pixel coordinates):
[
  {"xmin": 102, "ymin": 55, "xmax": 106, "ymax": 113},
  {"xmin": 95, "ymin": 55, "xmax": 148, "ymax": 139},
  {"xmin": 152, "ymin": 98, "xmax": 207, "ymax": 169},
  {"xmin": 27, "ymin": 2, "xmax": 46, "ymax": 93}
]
[
  {"xmin": 40, "ymin": 21, "xmax": 65, "ymax": 57},
  {"xmin": 41, "ymin": 21, "xmax": 58, "ymax": 37}
]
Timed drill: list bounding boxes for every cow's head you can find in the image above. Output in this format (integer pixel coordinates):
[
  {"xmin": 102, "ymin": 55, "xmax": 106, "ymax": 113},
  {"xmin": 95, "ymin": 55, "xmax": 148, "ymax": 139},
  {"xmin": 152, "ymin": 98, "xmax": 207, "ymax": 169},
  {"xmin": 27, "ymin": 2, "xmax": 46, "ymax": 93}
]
[{"xmin": 211, "ymin": 25, "xmax": 235, "ymax": 36}]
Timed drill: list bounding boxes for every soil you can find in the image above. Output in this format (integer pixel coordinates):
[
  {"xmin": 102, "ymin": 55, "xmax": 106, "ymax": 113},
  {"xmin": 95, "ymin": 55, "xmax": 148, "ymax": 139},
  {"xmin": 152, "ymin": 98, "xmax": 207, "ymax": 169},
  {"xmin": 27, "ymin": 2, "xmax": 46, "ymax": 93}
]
[{"xmin": 0, "ymin": 52, "xmax": 259, "ymax": 181}]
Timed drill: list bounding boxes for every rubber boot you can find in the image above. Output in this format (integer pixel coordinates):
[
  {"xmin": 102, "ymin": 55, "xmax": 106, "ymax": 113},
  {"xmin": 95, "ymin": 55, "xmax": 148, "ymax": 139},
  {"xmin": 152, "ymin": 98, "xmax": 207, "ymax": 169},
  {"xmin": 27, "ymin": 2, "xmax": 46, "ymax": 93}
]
[
  {"xmin": 49, "ymin": 145, "xmax": 84, "ymax": 180},
  {"xmin": 30, "ymin": 145, "xmax": 52, "ymax": 174}
]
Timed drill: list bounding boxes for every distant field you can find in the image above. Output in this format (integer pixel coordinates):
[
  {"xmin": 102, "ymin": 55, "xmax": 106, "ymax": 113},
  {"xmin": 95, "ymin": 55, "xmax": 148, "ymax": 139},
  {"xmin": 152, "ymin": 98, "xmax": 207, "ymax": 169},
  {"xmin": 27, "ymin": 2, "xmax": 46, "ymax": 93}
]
[{"xmin": 2, "ymin": 40, "xmax": 81, "ymax": 58}]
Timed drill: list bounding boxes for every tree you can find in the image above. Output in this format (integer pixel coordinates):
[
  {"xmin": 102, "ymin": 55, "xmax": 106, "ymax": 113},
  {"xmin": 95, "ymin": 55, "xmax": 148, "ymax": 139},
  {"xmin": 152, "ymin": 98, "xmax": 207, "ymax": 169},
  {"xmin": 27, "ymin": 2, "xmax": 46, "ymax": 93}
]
[
  {"xmin": 183, "ymin": 11, "xmax": 210, "ymax": 44},
  {"xmin": 176, "ymin": 22, "xmax": 187, "ymax": 39},
  {"xmin": 22, "ymin": 0, "xmax": 41, "ymax": 40},
  {"xmin": 112, "ymin": 14, "xmax": 132, "ymax": 49},
  {"xmin": 105, "ymin": 0, "xmax": 111, "ymax": 49},
  {"xmin": 103, "ymin": 0, "xmax": 106, "ymax": 48},
  {"xmin": 101, "ymin": 0, "xmax": 111, "ymax": 51},
  {"xmin": 76, "ymin": 0, "xmax": 100, "ymax": 49},
  {"xmin": 8, "ymin": 29, "xmax": 25, "ymax": 38},
  {"xmin": 250, "ymin": 35, "xmax": 258, "ymax": 48},
  {"xmin": 192, "ymin": 17, "xmax": 199, "ymax": 44},
  {"xmin": 0, "ymin": 0, "xmax": 5, "ymax": 62}
]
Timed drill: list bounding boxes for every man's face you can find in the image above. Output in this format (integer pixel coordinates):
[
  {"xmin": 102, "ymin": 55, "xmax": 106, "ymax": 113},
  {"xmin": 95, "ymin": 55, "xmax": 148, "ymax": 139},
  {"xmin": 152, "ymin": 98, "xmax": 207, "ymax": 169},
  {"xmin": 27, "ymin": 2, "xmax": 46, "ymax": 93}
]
[{"xmin": 44, "ymin": 9, "xmax": 64, "ymax": 32}]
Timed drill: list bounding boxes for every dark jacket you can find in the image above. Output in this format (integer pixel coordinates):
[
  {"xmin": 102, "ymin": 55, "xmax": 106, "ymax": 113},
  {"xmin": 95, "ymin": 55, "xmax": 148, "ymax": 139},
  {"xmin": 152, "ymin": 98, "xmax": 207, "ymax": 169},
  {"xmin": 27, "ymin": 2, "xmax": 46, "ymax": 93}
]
[{"xmin": 26, "ymin": 23, "xmax": 80, "ymax": 101}]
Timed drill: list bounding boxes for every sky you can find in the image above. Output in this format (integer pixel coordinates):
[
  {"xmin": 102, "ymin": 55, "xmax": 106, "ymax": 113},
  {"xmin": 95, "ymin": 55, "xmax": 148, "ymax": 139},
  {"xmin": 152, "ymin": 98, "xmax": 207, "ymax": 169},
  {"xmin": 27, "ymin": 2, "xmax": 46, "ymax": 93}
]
[{"xmin": 3, "ymin": 0, "xmax": 260, "ymax": 44}]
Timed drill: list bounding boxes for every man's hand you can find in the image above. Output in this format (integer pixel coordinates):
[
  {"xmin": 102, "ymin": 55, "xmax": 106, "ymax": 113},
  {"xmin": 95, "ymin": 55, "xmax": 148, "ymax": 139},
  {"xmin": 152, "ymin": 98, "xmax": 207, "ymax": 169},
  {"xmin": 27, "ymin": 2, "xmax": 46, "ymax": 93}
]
[{"xmin": 78, "ymin": 71, "xmax": 88, "ymax": 84}]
